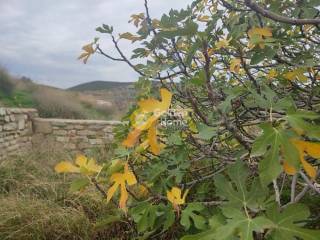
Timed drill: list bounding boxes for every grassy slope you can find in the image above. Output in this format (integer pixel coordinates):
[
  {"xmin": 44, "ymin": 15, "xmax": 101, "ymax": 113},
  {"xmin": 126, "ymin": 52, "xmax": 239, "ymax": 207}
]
[
  {"xmin": 0, "ymin": 147, "xmax": 133, "ymax": 240},
  {"xmin": 0, "ymin": 90, "xmax": 35, "ymax": 108}
]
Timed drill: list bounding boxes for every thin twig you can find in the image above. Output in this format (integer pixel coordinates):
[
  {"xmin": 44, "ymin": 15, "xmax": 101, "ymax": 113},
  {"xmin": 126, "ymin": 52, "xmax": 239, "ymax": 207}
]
[
  {"xmin": 273, "ymin": 179, "xmax": 281, "ymax": 207},
  {"xmin": 290, "ymin": 174, "xmax": 297, "ymax": 203}
]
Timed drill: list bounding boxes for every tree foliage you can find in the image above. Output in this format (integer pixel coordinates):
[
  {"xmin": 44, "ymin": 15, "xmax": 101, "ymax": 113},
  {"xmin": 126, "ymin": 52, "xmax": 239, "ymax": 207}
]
[{"xmin": 57, "ymin": 0, "xmax": 320, "ymax": 239}]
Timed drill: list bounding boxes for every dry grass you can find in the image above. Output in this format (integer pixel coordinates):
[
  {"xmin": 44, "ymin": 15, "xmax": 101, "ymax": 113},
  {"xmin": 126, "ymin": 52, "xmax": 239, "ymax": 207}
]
[
  {"xmin": 0, "ymin": 146, "xmax": 134, "ymax": 240},
  {"xmin": 0, "ymin": 196, "xmax": 91, "ymax": 240},
  {"xmin": 32, "ymin": 86, "xmax": 88, "ymax": 119}
]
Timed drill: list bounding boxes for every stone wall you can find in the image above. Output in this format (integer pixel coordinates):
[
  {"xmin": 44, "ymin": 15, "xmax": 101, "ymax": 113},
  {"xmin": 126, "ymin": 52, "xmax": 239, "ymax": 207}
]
[
  {"xmin": 0, "ymin": 107, "xmax": 120, "ymax": 159},
  {"xmin": 0, "ymin": 108, "xmax": 38, "ymax": 159},
  {"xmin": 33, "ymin": 118, "xmax": 119, "ymax": 151}
]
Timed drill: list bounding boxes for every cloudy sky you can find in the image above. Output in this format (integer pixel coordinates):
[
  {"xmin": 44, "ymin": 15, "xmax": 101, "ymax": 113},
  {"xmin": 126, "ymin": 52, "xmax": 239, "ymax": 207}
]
[{"xmin": 0, "ymin": 0, "xmax": 192, "ymax": 89}]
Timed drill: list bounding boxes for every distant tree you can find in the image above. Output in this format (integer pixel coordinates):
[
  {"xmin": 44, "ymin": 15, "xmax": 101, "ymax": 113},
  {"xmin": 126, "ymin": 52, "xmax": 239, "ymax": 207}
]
[
  {"xmin": 20, "ymin": 76, "xmax": 33, "ymax": 84},
  {"xmin": 0, "ymin": 68, "xmax": 14, "ymax": 96}
]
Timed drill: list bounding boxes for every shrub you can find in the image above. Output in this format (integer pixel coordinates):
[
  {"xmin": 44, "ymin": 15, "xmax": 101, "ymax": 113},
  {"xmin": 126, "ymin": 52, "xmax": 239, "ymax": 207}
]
[{"xmin": 32, "ymin": 87, "xmax": 88, "ymax": 119}]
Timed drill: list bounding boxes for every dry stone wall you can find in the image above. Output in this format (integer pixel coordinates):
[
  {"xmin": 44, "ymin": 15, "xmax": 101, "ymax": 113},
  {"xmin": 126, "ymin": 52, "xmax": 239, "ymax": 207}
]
[
  {"xmin": 33, "ymin": 118, "xmax": 119, "ymax": 151},
  {"xmin": 0, "ymin": 108, "xmax": 120, "ymax": 159},
  {"xmin": 0, "ymin": 108, "xmax": 38, "ymax": 159}
]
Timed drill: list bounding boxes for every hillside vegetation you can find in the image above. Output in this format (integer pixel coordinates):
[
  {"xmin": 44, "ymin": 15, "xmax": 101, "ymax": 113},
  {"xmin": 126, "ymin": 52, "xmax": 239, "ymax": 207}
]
[
  {"xmin": 69, "ymin": 80, "xmax": 134, "ymax": 91},
  {"xmin": 0, "ymin": 69, "xmax": 132, "ymax": 120}
]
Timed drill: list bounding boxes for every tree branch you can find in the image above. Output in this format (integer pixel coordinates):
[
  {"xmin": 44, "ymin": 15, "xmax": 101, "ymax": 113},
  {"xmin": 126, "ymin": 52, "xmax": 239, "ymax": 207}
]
[{"xmin": 244, "ymin": 0, "xmax": 320, "ymax": 25}]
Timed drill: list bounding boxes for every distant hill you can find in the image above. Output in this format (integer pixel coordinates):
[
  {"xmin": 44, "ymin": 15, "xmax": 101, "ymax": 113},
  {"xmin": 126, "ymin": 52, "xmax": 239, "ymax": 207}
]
[
  {"xmin": 68, "ymin": 81, "xmax": 134, "ymax": 91},
  {"xmin": 0, "ymin": 70, "xmax": 133, "ymax": 120}
]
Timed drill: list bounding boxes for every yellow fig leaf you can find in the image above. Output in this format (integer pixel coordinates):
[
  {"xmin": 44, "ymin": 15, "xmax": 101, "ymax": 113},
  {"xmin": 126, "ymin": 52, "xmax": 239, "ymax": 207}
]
[
  {"xmin": 302, "ymin": 141, "xmax": 320, "ymax": 159},
  {"xmin": 55, "ymin": 161, "xmax": 80, "ymax": 173},
  {"xmin": 283, "ymin": 68, "xmax": 308, "ymax": 81},
  {"xmin": 230, "ymin": 58, "xmax": 241, "ymax": 73},
  {"xmin": 136, "ymin": 139, "xmax": 150, "ymax": 153},
  {"xmin": 119, "ymin": 32, "xmax": 142, "ymax": 42},
  {"xmin": 129, "ymin": 13, "xmax": 145, "ymax": 27},
  {"xmin": 167, "ymin": 187, "xmax": 189, "ymax": 209},
  {"xmin": 197, "ymin": 15, "xmax": 210, "ymax": 22},
  {"xmin": 301, "ymin": 158, "xmax": 317, "ymax": 179},
  {"xmin": 55, "ymin": 155, "xmax": 102, "ymax": 175},
  {"xmin": 138, "ymin": 88, "xmax": 172, "ymax": 114},
  {"xmin": 78, "ymin": 52, "xmax": 89, "ymax": 60},
  {"xmin": 152, "ymin": 19, "xmax": 160, "ymax": 28},
  {"xmin": 248, "ymin": 27, "xmax": 272, "ymax": 38},
  {"xmin": 76, "ymin": 154, "xmax": 87, "ymax": 167},
  {"xmin": 267, "ymin": 69, "xmax": 278, "ymax": 80},
  {"xmin": 248, "ymin": 27, "xmax": 272, "ymax": 49},
  {"xmin": 76, "ymin": 155, "xmax": 102, "ymax": 174},
  {"xmin": 82, "ymin": 43, "xmax": 95, "ymax": 54},
  {"xmin": 86, "ymin": 158, "xmax": 103, "ymax": 173},
  {"xmin": 148, "ymin": 122, "xmax": 161, "ymax": 155},
  {"xmin": 122, "ymin": 128, "xmax": 142, "ymax": 148},
  {"xmin": 215, "ymin": 37, "xmax": 232, "ymax": 50},
  {"xmin": 122, "ymin": 88, "xmax": 173, "ymax": 154},
  {"xmin": 284, "ymin": 139, "xmax": 319, "ymax": 179},
  {"xmin": 138, "ymin": 185, "xmax": 149, "ymax": 198},
  {"xmin": 78, "ymin": 43, "xmax": 95, "ymax": 64},
  {"xmin": 207, "ymin": 48, "xmax": 215, "ymax": 56},
  {"xmin": 283, "ymin": 161, "xmax": 297, "ymax": 175},
  {"xmin": 78, "ymin": 53, "xmax": 90, "ymax": 64},
  {"xmin": 107, "ymin": 163, "xmax": 137, "ymax": 211}
]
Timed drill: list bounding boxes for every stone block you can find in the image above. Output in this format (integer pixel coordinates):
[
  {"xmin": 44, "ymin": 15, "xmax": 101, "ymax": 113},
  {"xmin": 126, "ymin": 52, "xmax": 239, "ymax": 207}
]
[
  {"xmin": 9, "ymin": 115, "xmax": 15, "ymax": 121},
  {"xmin": 53, "ymin": 130, "xmax": 67, "ymax": 135},
  {"xmin": 78, "ymin": 142, "xmax": 91, "ymax": 149},
  {"xmin": 34, "ymin": 120, "xmax": 52, "ymax": 134},
  {"xmin": 0, "ymin": 108, "xmax": 6, "ymax": 116},
  {"xmin": 4, "ymin": 116, "xmax": 10, "ymax": 122},
  {"xmin": 88, "ymin": 124, "xmax": 105, "ymax": 130},
  {"xmin": 56, "ymin": 136, "xmax": 69, "ymax": 143},
  {"xmin": 65, "ymin": 125, "xmax": 75, "ymax": 130},
  {"xmin": 52, "ymin": 121, "xmax": 67, "ymax": 127},
  {"xmin": 89, "ymin": 139, "xmax": 103, "ymax": 145},
  {"xmin": 18, "ymin": 119, "xmax": 25, "ymax": 130},
  {"xmin": 78, "ymin": 130, "xmax": 96, "ymax": 136},
  {"xmin": 4, "ymin": 123, "xmax": 17, "ymax": 131},
  {"xmin": 74, "ymin": 125, "xmax": 85, "ymax": 130},
  {"xmin": 65, "ymin": 143, "xmax": 76, "ymax": 150}
]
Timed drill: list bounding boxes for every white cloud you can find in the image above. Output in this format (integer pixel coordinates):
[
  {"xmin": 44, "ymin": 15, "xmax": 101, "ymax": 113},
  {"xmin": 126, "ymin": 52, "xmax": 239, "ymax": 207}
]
[{"xmin": 0, "ymin": 0, "xmax": 192, "ymax": 88}]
